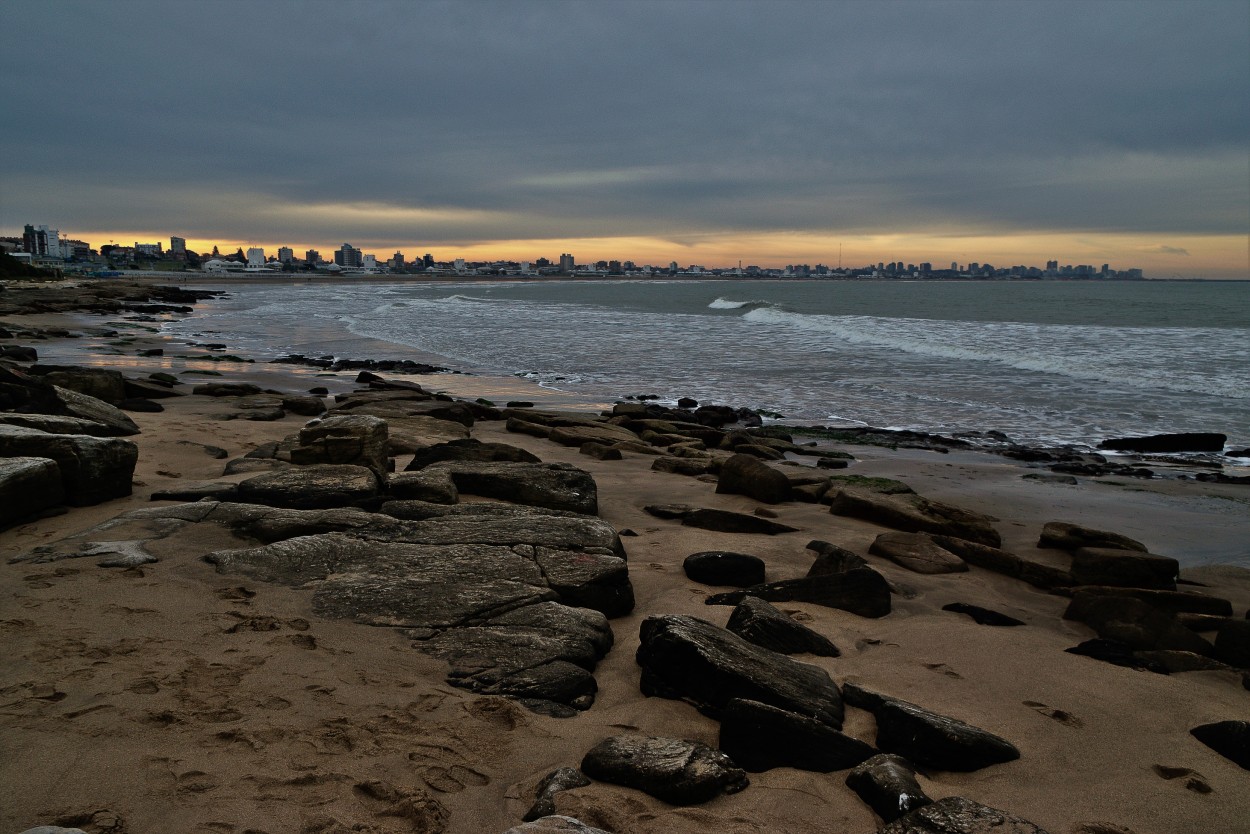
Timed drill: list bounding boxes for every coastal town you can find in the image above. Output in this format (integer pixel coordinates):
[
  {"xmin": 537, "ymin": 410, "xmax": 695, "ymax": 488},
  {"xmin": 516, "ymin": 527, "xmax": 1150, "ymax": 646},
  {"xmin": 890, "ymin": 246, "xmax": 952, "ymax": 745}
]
[{"xmin": 4, "ymin": 222, "xmax": 1146, "ymax": 281}]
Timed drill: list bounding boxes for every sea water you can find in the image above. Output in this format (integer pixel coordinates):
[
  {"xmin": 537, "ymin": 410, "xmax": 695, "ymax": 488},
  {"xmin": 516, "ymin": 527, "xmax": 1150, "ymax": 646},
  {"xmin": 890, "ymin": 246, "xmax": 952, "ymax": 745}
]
[{"xmin": 164, "ymin": 279, "xmax": 1250, "ymax": 451}]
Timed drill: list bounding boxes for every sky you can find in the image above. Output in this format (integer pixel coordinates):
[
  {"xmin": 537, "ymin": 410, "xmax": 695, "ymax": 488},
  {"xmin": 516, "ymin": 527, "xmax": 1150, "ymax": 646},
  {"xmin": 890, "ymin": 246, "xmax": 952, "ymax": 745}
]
[{"xmin": 2, "ymin": 0, "xmax": 1248, "ymax": 277}]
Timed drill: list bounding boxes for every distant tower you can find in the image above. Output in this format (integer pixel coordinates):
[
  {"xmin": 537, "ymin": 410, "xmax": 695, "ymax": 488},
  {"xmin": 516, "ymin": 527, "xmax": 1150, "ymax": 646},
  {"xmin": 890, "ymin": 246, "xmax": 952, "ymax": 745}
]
[
  {"xmin": 247, "ymin": 247, "xmax": 266, "ymax": 266},
  {"xmin": 559, "ymin": 253, "xmax": 575, "ymax": 272}
]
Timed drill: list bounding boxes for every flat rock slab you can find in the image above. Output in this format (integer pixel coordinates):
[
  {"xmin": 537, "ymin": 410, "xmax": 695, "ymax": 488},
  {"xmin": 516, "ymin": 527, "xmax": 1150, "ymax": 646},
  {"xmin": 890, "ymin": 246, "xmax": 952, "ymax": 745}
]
[
  {"xmin": 404, "ymin": 438, "xmax": 540, "ymax": 471},
  {"xmin": 706, "ymin": 568, "xmax": 892, "ymax": 619},
  {"xmin": 726, "ymin": 595, "xmax": 841, "ymax": 656},
  {"xmin": 861, "ymin": 694, "xmax": 1020, "ymax": 772},
  {"xmin": 0, "ymin": 456, "xmax": 64, "ymax": 528},
  {"xmin": 941, "ymin": 603, "xmax": 1025, "ymax": 627},
  {"xmin": 235, "ymin": 463, "xmax": 381, "ymax": 510},
  {"xmin": 0, "ymin": 425, "xmax": 136, "ymax": 506},
  {"xmin": 683, "ymin": 551, "xmax": 766, "ymax": 587},
  {"xmin": 1070, "ymin": 547, "xmax": 1179, "ymax": 591},
  {"xmin": 1038, "ymin": 521, "xmax": 1147, "ymax": 552},
  {"xmin": 880, "ymin": 796, "xmax": 1049, "ymax": 834},
  {"xmin": 580, "ymin": 735, "xmax": 749, "ymax": 805},
  {"xmin": 846, "ymin": 753, "xmax": 932, "ymax": 824},
  {"xmin": 870, "ymin": 532, "xmax": 970, "ymax": 574},
  {"xmin": 428, "ymin": 461, "xmax": 598, "ymax": 515},
  {"xmin": 0, "ymin": 413, "xmax": 119, "ymax": 437},
  {"xmin": 289, "ymin": 414, "xmax": 389, "ymax": 476},
  {"xmin": 681, "ymin": 508, "xmax": 798, "ymax": 535},
  {"xmin": 830, "ymin": 488, "xmax": 1000, "ymax": 547},
  {"xmin": 719, "ymin": 697, "xmax": 875, "ymax": 772},
  {"xmin": 716, "ymin": 453, "xmax": 792, "ymax": 504},
  {"xmin": 636, "ymin": 614, "xmax": 844, "ymax": 728}
]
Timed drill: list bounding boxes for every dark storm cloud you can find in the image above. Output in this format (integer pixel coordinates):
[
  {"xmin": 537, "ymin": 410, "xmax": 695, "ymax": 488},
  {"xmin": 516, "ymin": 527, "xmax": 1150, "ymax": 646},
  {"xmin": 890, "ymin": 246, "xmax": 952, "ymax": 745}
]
[{"xmin": 2, "ymin": 0, "xmax": 1247, "ymax": 243}]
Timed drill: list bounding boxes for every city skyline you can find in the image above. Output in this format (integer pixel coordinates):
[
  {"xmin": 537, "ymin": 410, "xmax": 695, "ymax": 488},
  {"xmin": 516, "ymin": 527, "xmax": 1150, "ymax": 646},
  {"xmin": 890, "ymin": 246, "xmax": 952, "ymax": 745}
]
[{"xmin": 2, "ymin": 1, "xmax": 1247, "ymax": 278}]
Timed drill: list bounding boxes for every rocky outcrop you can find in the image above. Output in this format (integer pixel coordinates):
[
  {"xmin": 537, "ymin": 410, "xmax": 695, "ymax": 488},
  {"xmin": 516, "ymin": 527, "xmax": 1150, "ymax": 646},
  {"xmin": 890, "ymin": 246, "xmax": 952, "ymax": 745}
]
[
  {"xmin": 580, "ymin": 735, "xmax": 749, "ymax": 805},
  {"xmin": 1189, "ymin": 720, "xmax": 1250, "ymax": 769},
  {"xmin": 941, "ymin": 603, "xmax": 1025, "ymax": 627},
  {"xmin": 0, "ymin": 456, "xmax": 64, "ymax": 528},
  {"xmin": 830, "ymin": 487, "xmax": 1000, "ymax": 547},
  {"xmin": 1037, "ymin": 521, "xmax": 1147, "ymax": 552},
  {"xmin": 404, "ymin": 438, "xmax": 540, "ymax": 470},
  {"xmin": 523, "ymin": 768, "xmax": 592, "ymax": 822},
  {"xmin": 1069, "ymin": 547, "xmax": 1179, "ymax": 590},
  {"xmin": 234, "ymin": 464, "xmax": 382, "ymax": 510},
  {"xmin": 870, "ymin": 532, "xmax": 970, "ymax": 574},
  {"xmin": 715, "ymin": 453, "xmax": 792, "ymax": 504},
  {"xmin": 846, "ymin": 753, "xmax": 932, "ymax": 824},
  {"xmin": 636, "ymin": 614, "xmax": 844, "ymax": 727},
  {"xmin": 428, "ymin": 461, "xmax": 598, "ymax": 515},
  {"xmin": 0, "ymin": 425, "xmax": 136, "ymax": 505},
  {"xmin": 289, "ymin": 414, "xmax": 389, "ymax": 477},
  {"xmin": 806, "ymin": 540, "xmax": 868, "ymax": 575},
  {"xmin": 1213, "ymin": 619, "xmax": 1250, "ymax": 668},
  {"xmin": 683, "ymin": 551, "xmax": 766, "ymax": 587},
  {"xmin": 726, "ymin": 596, "xmax": 840, "ymax": 656},
  {"xmin": 680, "ymin": 508, "xmax": 798, "ymax": 535},
  {"xmin": 706, "ymin": 568, "xmax": 892, "ymax": 619},
  {"xmin": 1064, "ymin": 593, "xmax": 1213, "ymax": 655},
  {"xmin": 719, "ymin": 697, "xmax": 874, "ymax": 772},
  {"xmin": 386, "ymin": 469, "xmax": 458, "ymax": 504},
  {"xmin": 1098, "ymin": 432, "xmax": 1226, "ymax": 453},
  {"xmin": 880, "ymin": 796, "xmax": 1049, "ymax": 834}
]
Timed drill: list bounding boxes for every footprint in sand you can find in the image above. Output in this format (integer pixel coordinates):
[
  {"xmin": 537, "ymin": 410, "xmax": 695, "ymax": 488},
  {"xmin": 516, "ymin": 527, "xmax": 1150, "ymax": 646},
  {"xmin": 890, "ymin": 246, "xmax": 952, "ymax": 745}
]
[
  {"xmin": 415, "ymin": 764, "xmax": 491, "ymax": 793},
  {"xmin": 924, "ymin": 662, "xmax": 963, "ymax": 679},
  {"xmin": 1152, "ymin": 764, "xmax": 1213, "ymax": 794},
  {"xmin": 1023, "ymin": 700, "xmax": 1084, "ymax": 728}
]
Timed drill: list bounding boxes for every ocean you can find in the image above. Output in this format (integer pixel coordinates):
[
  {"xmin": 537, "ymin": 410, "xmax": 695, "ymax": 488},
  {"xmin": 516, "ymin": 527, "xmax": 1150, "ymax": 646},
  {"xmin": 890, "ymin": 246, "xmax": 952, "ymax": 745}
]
[{"xmin": 164, "ymin": 279, "xmax": 1250, "ymax": 453}]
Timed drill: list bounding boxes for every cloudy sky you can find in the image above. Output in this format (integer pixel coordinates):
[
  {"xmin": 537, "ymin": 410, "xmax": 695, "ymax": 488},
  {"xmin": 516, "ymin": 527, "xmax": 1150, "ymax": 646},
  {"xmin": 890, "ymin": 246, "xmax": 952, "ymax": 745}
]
[{"xmin": 2, "ymin": 0, "xmax": 1247, "ymax": 275}]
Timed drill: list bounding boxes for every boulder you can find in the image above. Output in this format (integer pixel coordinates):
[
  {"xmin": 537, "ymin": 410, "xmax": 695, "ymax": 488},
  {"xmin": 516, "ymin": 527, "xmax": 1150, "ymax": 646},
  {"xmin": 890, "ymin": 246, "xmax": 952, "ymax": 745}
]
[
  {"xmin": 726, "ymin": 596, "xmax": 840, "ymax": 656},
  {"xmin": 846, "ymin": 753, "xmax": 932, "ymax": 824},
  {"xmin": 1064, "ymin": 638, "xmax": 1170, "ymax": 674},
  {"xmin": 871, "ymin": 699, "xmax": 1020, "ymax": 772},
  {"xmin": 830, "ymin": 488, "xmax": 1000, "ymax": 547},
  {"xmin": 716, "ymin": 453, "xmax": 792, "ymax": 504},
  {"xmin": 880, "ymin": 796, "xmax": 1049, "ymax": 834},
  {"xmin": 651, "ymin": 455, "xmax": 715, "ymax": 476},
  {"xmin": 1066, "ymin": 586, "xmax": 1232, "ymax": 618},
  {"xmin": 1038, "ymin": 521, "xmax": 1147, "ymax": 552},
  {"xmin": 1098, "ymin": 432, "xmax": 1226, "ymax": 453},
  {"xmin": 280, "ymin": 395, "xmax": 327, "ymax": 416},
  {"xmin": 429, "ymin": 461, "xmax": 598, "ymax": 515},
  {"xmin": 636, "ymin": 614, "xmax": 844, "ymax": 727},
  {"xmin": 0, "ymin": 456, "xmax": 64, "ymax": 527},
  {"xmin": 579, "ymin": 441, "xmax": 622, "ymax": 461},
  {"xmin": 235, "ymin": 464, "xmax": 382, "ymax": 510},
  {"xmin": 719, "ymin": 697, "xmax": 875, "ymax": 772},
  {"xmin": 523, "ymin": 768, "xmax": 592, "ymax": 822},
  {"xmin": 339, "ymin": 398, "xmax": 474, "ymax": 427},
  {"xmin": 47, "ymin": 385, "xmax": 140, "ymax": 436},
  {"xmin": 122, "ymin": 376, "xmax": 183, "ymax": 400},
  {"xmin": 0, "ymin": 425, "xmax": 136, "ymax": 506},
  {"xmin": 404, "ymin": 438, "xmax": 541, "ymax": 471},
  {"xmin": 288, "ymin": 414, "xmax": 390, "ymax": 477},
  {"xmin": 0, "ymin": 413, "xmax": 117, "ymax": 437},
  {"xmin": 1190, "ymin": 720, "xmax": 1250, "ymax": 769},
  {"xmin": 706, "ymin": 568, "xmax": 892, "ymax": 619},
  {"xmin": 386, "ymin": 469, "xmax": 458, "ymax": 504},
  {"xmin": 1070, "ymin": 547, "xmax": 1179, "ymax": 590},
  {"xmin": 1063, "ymin": 594, "xmax": 1213, "ymax": 655},
  {"xmin": 870, "ymin": 532, "xmax": 970, "ymax": 574},
  {"xmin": 941, "ymin": 603, "xmax": 1025, "ymax": 627},
  {"xmin": 806, "ymin": 540, "xmax": 868, "ymax": 575},
  {"xmin": 192, "ymin": 382, "xmax": 262, "ymax": 397},
  {"xmin": 549, "ymin": 423, "xmax": 640, "ymax": 447},
  {"xmin": 580, "ymin": 735, "xmax": 749, "ymax": 805},
  {"xmin": 34, "ymin": 366, "xmax": 127, "ymax": 403},
  {"xmin": 683, "ymin": 551, "xmax": 766, "ymax": 587},
  {"xmin": 680, "ymin": 508, "xmax": 798, "ymax": 535},
  {"xmin": 1213, "ymin": 619, "xmax": 1250, "ymax": 668}
]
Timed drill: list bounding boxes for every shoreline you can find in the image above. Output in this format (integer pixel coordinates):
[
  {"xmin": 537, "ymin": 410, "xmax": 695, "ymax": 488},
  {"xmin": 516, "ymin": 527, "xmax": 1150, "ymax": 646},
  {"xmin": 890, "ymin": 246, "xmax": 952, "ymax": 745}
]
[{"xmin": 2, "ymin": 282, "xmax": 1250, "ymax": 833}]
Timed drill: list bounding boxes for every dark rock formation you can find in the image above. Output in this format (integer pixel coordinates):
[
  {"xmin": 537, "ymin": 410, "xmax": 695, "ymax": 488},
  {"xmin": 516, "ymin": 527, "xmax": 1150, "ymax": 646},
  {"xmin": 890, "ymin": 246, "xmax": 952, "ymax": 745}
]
[
  {"xmin": 0, "ymin": 425, "xmax": 136, "ymax": 505},
  {"xmin": 1063, "ymin": 593, "xmax": 1213, "ymax": 655},
  {"xmin": 1070, "ymin": 547, "xmax": 1179, "ymax": 591},
  {"xmin": 846, "ymin": 753, "xmax": 932, "ymax": 824},
  {"xmin": 715, "ymin": 453, "xmax": 792, "ymax": 504},
  {"xmin": 1066, "ymin": 586, "xmax": 1232, "ymax": 618},
  {"xmin": 870, "ymin": 532, "xmax": 970, "ymax": 574},
  {"xmin": 1038, "ymin": 521, "xmax": 1147, "ymax": 552},
  {"xmin": 191, "ymin": 382, "xmax": 263, "ymax": 397},
  {"xmin": 830, "ymin": 488, "xmax": 1000, "ymax": 547},
  {"xmin": 683, "ymin": 551, "xmax": 766, "ymax": 587},
  {"xmin": 234, "ymin": 464, "xmax": 382, "ymax": 510},
  {"xmin": 386, "ymin": 470, "xmax": 458, "ymax": 504},
  {"xmin": 941, "ymin": 603, "xmax": 1025, "ymax": 627},
  {"xmin": 636, "ymin": 614, "xmax": 844, "ymax": 727},
  {"xmin": 428, "ymin": 461, "xmax": 598, "ymax": 515},
  {"xmin": 1213, "ymin": 619, "xmax": 1250, "ymax": 668},
  {"xmin": 1190, "ymin": 720, "xmax": 1250, "ymax": 769},
  {"xmin": 806, "ymin": 540, "xmax": 868, "ymax": 575},
  {"xmin": 404, "ymin": 438, "xmax": 541, "ymax": 471},
  {"xmin": 0, "ymin": 456, "xmax": 64, "ymax": 528},
  {"xmin": 289, "ymin": 414, "xmax": 389, "ymax": 477},
  {"xmin": 706, "ymin": 568, "xmax": 892, "ymax": 619},
  {"xmin": 726, "ymin": 596, "xmax": 840, "ymax": 656},
  {"xmin": 880, "ymin": 796, "xmax": 1049, "ymax": 834},
  {"xmin": 680, "ymin": 508, "xmax": 798, "ymax": 535},
  {"xmin": 1098, "ymin": 432, "xmax": 1226, "ymax": 453},
  {"xmin": 1064, "ymin": 639, "xmax": 1170, "ymax": 674},
  {"xmin": 580, "ymin": 735, "xmax": 749, "ymax": 805},
  {"xmin": 523, "ymin": 767, "xmax": 592, "ymax": 822},
  {"xmin": 719, "ymin": 697, "xmax": 874, "ymax": 772}
]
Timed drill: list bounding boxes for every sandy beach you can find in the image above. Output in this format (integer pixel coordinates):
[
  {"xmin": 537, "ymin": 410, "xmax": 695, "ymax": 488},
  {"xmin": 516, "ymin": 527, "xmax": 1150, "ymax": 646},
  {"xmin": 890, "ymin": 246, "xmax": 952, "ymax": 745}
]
[{"xmin": 2, "ymin": 288, "xmax": 1249, "ymax": 834}]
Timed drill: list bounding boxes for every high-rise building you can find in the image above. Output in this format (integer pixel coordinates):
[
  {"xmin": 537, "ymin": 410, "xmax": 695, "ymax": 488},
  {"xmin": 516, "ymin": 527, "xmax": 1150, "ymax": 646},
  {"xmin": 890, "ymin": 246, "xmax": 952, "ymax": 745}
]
[
  {"xmin": 305, "ymin": 249, "xmax": 321, "ymax": 264},
  {"xmin": 423, "ymin": 253, "xmax": 434, "ymax": 268},
  {"xmin": 170, "ymin": 236, "xmax": 187, "ymax": 258},
  {"xmin": 247, "ymin": 247, "xmax": 266, "ymax": 266},
  {"xmin": 334, "ymin": 243, "xmax": 362, "ymax": 268},
  {"xmin": 391, "ymin": 251, "xmax": 405, "ymax": 269},
  {"xmin": 22, "ymin": 224, "xmax": 59, "ymax": 257},
  {"xmin": 278, "ymin": 246, "xmax": 294, "ymax": 263},
  {"xmin": 559, "ymin": 253, "xmax": 575, "ymax": 272},
  {"xmin": 363, "ymin": 254, "xmax": 378, "ymax": 269}
]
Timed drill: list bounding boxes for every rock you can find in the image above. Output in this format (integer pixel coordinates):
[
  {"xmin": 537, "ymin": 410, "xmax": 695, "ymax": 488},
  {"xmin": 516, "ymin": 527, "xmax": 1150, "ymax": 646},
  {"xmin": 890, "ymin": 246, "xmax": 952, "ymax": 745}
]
[
  {"xmin": 716, "ymin": 453, "xmax": 792, "ymax": 504},
  {"xmin": 287, "ymin": 414, "xmax": 390, "ymax": 476},
  {"xmin": 941, "ymin": 603, "xmax": 1025, "ymax": 627},
  {"xmin": 387, "ymin": 469, "xmax": 458, "ymax": 504},
  {"xmin": 651, "ymin": 455, "xmax": 715, "ymax": 476},
  {"xmin": 235, "ymin": 464, "xmax": 382, "ymax": 510},
  {"xmin": 17, "ymin": 828, "xmax": 89, "ymax": 834},
  {"xmin": 830, "ymin": 488, "xmax": 1000, "ymax": 547},
  {"xmin": 1063, "ymin": 594, "xmax": 1213, "ymax": 655},
  {"xmin": 1, "ymin": 344, "xmax": 38, "ymax": 362},
  {"xmin": 48, "ymin": 385, "xmax": 140, "ymax": 435},
  {"xmin": 681, "ymin": 508, "xmax": 798, "ymax": 535},
  {"xmin": 192, "ymin": 382, "xmax": 262, "ymax": 397},
  {"xmin": 846, "ymin": 753, "xmax": 932, "ymax": 824},
  {"xmin": 1022, "ymin": 473, "xmax": 1078, "ymax": 485},
  {"xmin": 1070, "ymin": 547, "xmax": 1179, "ymax": 590},
  {"xmin": 1213, "ymin": 619, "xmax": 1250, "ymax": 668},
  {"xmin": 706, "ymin": 568, "xmax": 892, "ymax": 619},
  {"xmin": 683, "ymin": 551, "xmax": 766, "ymax": 587},
  {"xmin": 123, "ymin": 376, "xmax": 184, "ymax": 400},
  {"xmin": 880, "ymin": 796, "xmax": 1049, "ymax": 834},
  {"xmin": 0, "ymin": 425, "xmax": 136, "ymax": 506},
  {"xmin": 0, "ymin": 456, "xmax": 64, "ymax": 528},
  {"xmin": 579, "ymin": 441, "xmax": 622, "ymax": 460},
  {"xmin": 1038, "ymin": 521, "xmax": 1147, "ymax": 552},
  {"xmin": 37, "ymin": 366, "xmax": 127, "ymax": 403},
  {"xmin": 1064, "ymin": 638, "xmax": 1170, "ymax": 674},
  {"xmin": 719, "ymin": 697, "xmax": 875, "ymax": 772},
  {"xmin": 341, "ymin": 397, "xmax": 475, "ymax": 427},
  {"xmin": 580, "ymin": 735, "xmax": 748, "ymax": 805},
  {"xmin": 644, "ymin": 503, "xmax": 696, "ymax": 520},
  {"xmin": 429, "ymin": 461, "xmax": 597, "ymax": 515},
  {"xmin": 1135, "ymin": 650, "xmax": 1237, "ymax": 673},
  {"xmin": 806, "ymin": 540, "xmax": 868, "ymax": 574},
  {"xmin": 870, "ymin": 532, "xmax": 970, "ymax": 574},
  {"xmin": 523, "ymin": 767, "xmax": 592, "ymax": 822},
  {"xmin": 280, "ymin": 395, "xmax": 326, "ymax": 416},
  {"xmin": 860, "ymin": 695, "xmax": 1020, "ymax": 772},
  {"xmin": 404, "ymin": 438, "xmax": 541, "ymax": 470},
  {"xmin": 549, "ymin": 423, "xmax": 640, "ymax": 447},
  {"xmin": 1190, "ymin": 720, "xmax": 1250, "ymax": 769},
  {"xmin": 0, "ymin": 413, "xmax": 117, "ymax": 437},
  {"xmin": 1065, "ymin": 586, "xmax": 1232, "ymax": 618},
  {"xmin": 504, "ymin": 816, "xmax": 612, "ymax": 834},
  {"xmin": 231, "ymin": 405, "xmax": 285, "ymax": 421},
  {"xmin": 119, "ymin": 397, "xmax": 162, "ymax": 412},
  {"xmin": 150, "ymin": 481, "xmax": 240, "ymax": 502},
  {"xmin": 1098, "ymin": 432, "xmax": 1226, "ymax": 453},
  {"xmin": 636, "ymin": 614, "xmax": 844, "ymax": 727},
  {"xmin": 726, "ymin": 596, "xmax": 840, "ymax": 656}
]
